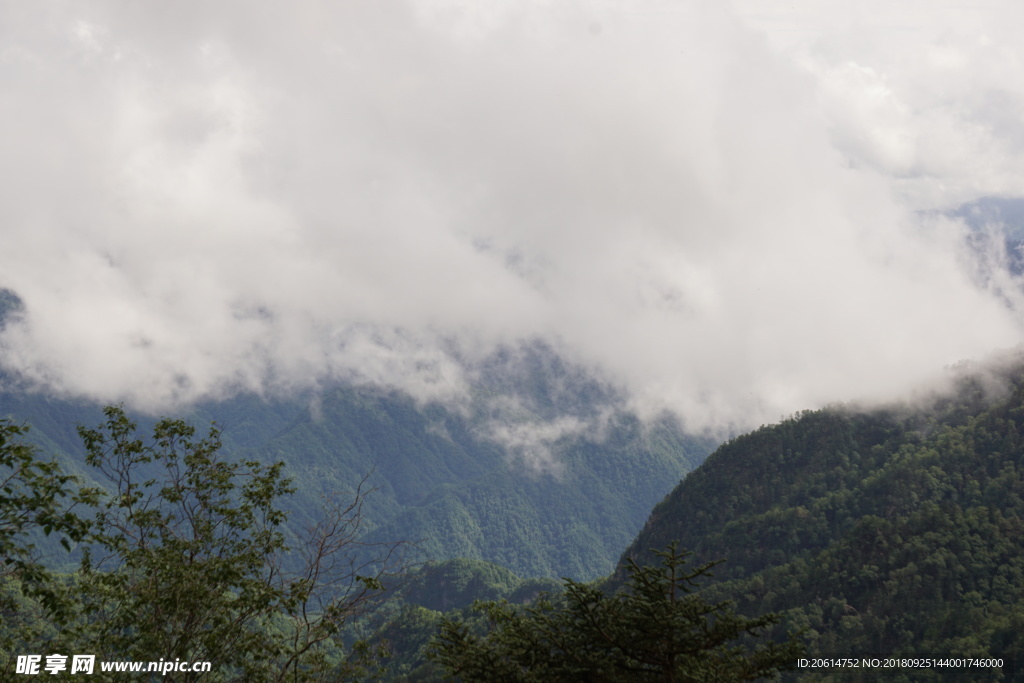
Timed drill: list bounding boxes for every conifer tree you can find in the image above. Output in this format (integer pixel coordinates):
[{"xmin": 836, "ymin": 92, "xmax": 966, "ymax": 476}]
[{"xmin": 430, "ymin": 544, "xmax": 802, "ymax": 682}]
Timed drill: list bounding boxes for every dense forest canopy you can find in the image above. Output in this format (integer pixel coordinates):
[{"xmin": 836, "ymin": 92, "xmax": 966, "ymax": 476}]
[{"xmin": 620, "ymin": 355, "xmax": 1024, "ymax": 680}]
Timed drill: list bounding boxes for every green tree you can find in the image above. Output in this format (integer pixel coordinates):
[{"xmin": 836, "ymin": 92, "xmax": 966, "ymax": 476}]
[
  {"xmin": 56, "ymin": 405, "xmax": 402, "ymax": 681},
  {"xmin": 429, "ymin": 544, "xmax": 802, "ymax": 682},
  {"xmin": 0, "ymin": 419, "xmax": 88, "ymax": 659}
]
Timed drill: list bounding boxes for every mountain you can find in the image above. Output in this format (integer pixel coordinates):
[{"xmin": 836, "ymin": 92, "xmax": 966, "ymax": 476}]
[
  {"xmin": 0, "ymin": 344, "xmax": 715, "ymax": 580},
  {"xmin": 371, "ymin": 557, "xmax": 563, "ymax": 681},
  {"xmin": 618, "ymin": 353, "xmax": 1024, "ymax": 675}
]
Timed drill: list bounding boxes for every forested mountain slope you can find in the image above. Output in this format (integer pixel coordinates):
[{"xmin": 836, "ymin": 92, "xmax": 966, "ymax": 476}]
[
  {"xmin": 0, "ymin": 346, "xmax": 714, "ymax": 580},
  {"xmin": 619, "ymin": 356, "xmax": 1024, "ymax": 677},
  {"xmin": 246, "ymin": 382, "xmax": 711, "ymax": 579}
]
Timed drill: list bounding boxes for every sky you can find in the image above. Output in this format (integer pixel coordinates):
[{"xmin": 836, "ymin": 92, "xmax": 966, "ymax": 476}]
[{"xmin": 1, "ymin": 0, "xmax": 1024, "ymax": 433}]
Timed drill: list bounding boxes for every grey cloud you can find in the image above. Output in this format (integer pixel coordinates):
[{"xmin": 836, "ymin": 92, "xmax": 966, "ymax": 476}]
[{"xmin": 0, "ymin": 1, "xmax": 1022, "ymax": 430}]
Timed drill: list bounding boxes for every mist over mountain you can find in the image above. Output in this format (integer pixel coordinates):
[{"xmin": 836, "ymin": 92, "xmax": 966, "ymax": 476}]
[
  {"xmin": 949, "ymin": 197, "xmax": 1024, "ymax": 280},
  {"xmin": 0, "ymin": 340, "xmax": 714, "ymax": 580},
  {"xmin": 2, "ymin": 1, "xmax": 1024, "ymax": 436}
]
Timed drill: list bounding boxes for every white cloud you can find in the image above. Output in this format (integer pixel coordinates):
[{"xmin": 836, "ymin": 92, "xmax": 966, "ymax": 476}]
[
  {"xmin": 738, "ymin": 0, "xmax": 1024, "ymax": 207},
  {"xmin": 0, "ymin": 0, "xmax": 1022, "ymax": 430}
]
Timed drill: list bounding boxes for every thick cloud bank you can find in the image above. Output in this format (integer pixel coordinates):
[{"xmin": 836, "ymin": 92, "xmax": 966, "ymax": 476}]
[{"xmin": 1, "ymin": 1, "xmax": 1023, "ymax": 430}]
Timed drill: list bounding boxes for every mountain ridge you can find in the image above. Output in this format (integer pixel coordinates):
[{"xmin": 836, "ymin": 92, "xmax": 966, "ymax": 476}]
[
  {"xmin": 0, "ymin": 351, "xmax": 715, "ymax": 580},
  {"xmin": 615, "ymin": 354, "xmax": 1024, "ymax": 673}
]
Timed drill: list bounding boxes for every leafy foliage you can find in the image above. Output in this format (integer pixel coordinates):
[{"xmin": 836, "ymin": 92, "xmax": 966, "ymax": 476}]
[
  {"xmin": 69, "ymin": 407, "xmax": 295, "ymax": 671},
  {"xmin": 1, "ymin": 406, "xmax": 404, "ymax": 681},
  {"xmin": 429, "ymin": 544, "xmax": 802, "ymax": 682},
  {"xmin": 0, "ymin": 419, "xmax": 89, "ymax": 656}
]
